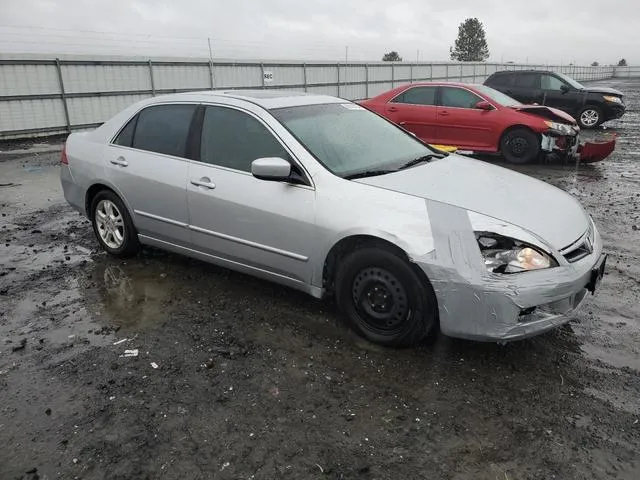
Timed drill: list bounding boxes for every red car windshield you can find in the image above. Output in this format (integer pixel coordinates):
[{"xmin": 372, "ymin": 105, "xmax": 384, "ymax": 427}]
[{"xmin": 474, "ymin": 85, "xmax": 522, "ymax": 107}]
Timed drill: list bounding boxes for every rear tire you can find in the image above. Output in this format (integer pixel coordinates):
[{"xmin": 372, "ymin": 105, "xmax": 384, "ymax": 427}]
[
  {"xmin": 90, "ymin": 190, "xmax": 140, "ymax": 257},
  {"xmin": 577, "ymin": 105, "xmax": 602, "ymax": 129},
  {"xmin": 335, "ymin": 247, "xmax": 438, "ymax": 348},
  {"xmin": 500, "ymin": 128, "xmax": 540, "ymax": 164}
]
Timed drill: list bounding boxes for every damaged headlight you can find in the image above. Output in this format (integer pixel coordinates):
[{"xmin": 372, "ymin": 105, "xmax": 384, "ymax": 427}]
[
  {"xmin": 544, "ymin": 121, "xmax": 575, "ymax": 135},
  {"xmin": 603, "ymin": 95, "xmax": 622, "ymax": 104},
  {"xmin": 475, "ymin": 232, "xmax": 558, "ymax": 274}
]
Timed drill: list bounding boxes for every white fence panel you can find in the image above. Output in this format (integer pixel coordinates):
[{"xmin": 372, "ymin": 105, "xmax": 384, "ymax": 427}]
[
  {"xmin": 0, "ymin": 55, "xmax": 626, "ymax": 139},
  {"xmin": 62, "ymin": 64, "xmax": 151, "ymax": 93}
]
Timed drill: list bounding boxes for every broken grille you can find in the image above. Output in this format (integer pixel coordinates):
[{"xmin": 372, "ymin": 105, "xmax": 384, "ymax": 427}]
[{"xmin": 560, "ymin": 221, "xmax": 595, "ymax": 263}]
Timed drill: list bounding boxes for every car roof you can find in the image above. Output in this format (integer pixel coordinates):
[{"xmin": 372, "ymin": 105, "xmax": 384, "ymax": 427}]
[
  {"xmin": 491, "ymin": 70, "xmax": 553, "ymax": 75},
  {"xmin": 147, "ymin": 89, "xmax": 345, "ymax": 110},
  {"xmin": 396, "ymin": 81, "xmax": 484, "ymax": 88}
]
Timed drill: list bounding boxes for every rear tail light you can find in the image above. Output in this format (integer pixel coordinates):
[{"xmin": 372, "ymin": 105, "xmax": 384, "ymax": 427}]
[{"xmin": 61, "ymin": 143, "xmax": 68, "ymax": 165}]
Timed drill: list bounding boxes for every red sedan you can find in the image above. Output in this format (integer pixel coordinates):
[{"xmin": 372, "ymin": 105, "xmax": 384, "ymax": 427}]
[{"xmin": 360, "ymin": 82, "xmax": 615, "ymax": 164}]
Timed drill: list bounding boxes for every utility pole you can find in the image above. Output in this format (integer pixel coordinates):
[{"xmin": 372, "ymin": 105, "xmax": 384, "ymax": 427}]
[
  {"xmin": 207, "ymin": 37, "xmax": 214, "ymax": 90},
  {"xmin": 416, "ymin": 49, "xmax": 420, "ymax": 63}
]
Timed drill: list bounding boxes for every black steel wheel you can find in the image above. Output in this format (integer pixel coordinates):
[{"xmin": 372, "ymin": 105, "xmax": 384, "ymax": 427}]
[
  {"xmin": 336, "ymin": 246, "xmax": 438, "ymax": 347},
  {"xmin": 500, "ymin": 128, "xmax": 540, "ymax": 164}
]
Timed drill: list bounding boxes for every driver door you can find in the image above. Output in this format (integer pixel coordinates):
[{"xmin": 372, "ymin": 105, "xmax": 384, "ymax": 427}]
[
  {"xmin": 540, "ymin": 73, "xmax": 580, "ymax": 116},
  {"xmin": 187, "ymin": 105, "xmax": 317, "ymax": 287},
  {"xmin": 436, "ymin": 86, "xmax": 498, "ymax": 150}
]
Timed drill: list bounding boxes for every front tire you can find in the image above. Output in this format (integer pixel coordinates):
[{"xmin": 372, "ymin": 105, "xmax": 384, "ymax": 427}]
[
  {"xmin": 500, "ymin": 128, "xmax": 540, "ymax": 164},
  {"xmin": 577, "ymin": 105, "xmax": 602, "ymax": 129},
  {"xmin": 90, "ymin": 190, "xmax": 140, "ymax": 257},
  {"xmin": 335, "ymin": 247, "xmax": 438, "ymax": 347}
]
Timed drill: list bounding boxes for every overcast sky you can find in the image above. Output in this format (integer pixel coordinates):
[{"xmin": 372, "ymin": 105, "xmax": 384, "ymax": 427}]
[{"xmin": 0, "ymin": 0, "xmax": 636, "ymax": 64}]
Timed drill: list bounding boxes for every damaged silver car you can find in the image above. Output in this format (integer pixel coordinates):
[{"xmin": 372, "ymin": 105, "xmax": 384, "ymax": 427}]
[{"xmin": 60, "ymin": 90, "xmax": 606, "ymax": 347}]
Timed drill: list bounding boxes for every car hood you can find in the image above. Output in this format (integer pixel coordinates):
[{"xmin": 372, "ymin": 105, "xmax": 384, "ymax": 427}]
[
  {"xmin": 513, "ymin": 105, "xmax": 577, "ymax": 125},
  {"xmin": 580, "ymin": 86, "xmax": 624, "ymax": 96},
  {"xmin": 355, "ymin": 155, "xmax": 588, "ymax": 249}
]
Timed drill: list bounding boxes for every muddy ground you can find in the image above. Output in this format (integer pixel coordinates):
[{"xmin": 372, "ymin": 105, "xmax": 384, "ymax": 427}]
[{"xmin": 1, "ymin": 78, "xmax": 639, "ymax": 480}]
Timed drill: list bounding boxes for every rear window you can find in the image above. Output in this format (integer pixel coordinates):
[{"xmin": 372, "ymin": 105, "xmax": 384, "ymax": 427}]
[{"xmin": 130, "ymin": 104, "xmax": 197, "ymax": 158}]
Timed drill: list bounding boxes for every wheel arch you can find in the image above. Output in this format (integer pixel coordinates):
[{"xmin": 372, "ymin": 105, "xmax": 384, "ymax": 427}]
[
  {"xmin": 85, "ymin": 181, "xmax": 135, "ymax": 223},
  {"xmin": 499, "ymin": 124, "xmax": 542, "ymax": 146},
  {"xmin": 321, "ymin": 233, "xmax": 433, "ymax": 298}
]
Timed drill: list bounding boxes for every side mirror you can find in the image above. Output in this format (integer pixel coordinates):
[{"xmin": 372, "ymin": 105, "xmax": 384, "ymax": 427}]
[
  {"xmin": 560, "ymin": 84, "xmax": 570, "ymax": 94},
  {"xmin": 475, "ymin": 100, "xmax": 493, "ymax": 111},
  {"xmin": 251, "ymin": 157, "xmax": 292, "ymax": 182}
]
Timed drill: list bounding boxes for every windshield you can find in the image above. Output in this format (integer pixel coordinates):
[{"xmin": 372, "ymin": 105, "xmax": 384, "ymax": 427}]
[
  {"xmin": 271, "ymin": 103, "xmax": 442, "ymax": 178},
  {"xmin": 555, "ymin": 72, "xmax": 584, "ymax": 90},
  {"xmin": 473, "ymin": 84, "xmax": 522, "ymax": 107}
]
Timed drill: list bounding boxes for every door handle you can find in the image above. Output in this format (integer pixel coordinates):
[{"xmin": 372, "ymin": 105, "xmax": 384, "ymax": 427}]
[
  {"xmin": 190, "ymin": 177, "xmax": 216, "ymax": 189},
  {"xmin": 439, "ymin": 111, "xmax": 450, "ymax": 116},
  {"xmin": 110, "ymin": 157, "xmax": 128, "ymax": 167},
  {"xmin": 388, "ymin": 106, "xmax": 399, "ymax": 112}
]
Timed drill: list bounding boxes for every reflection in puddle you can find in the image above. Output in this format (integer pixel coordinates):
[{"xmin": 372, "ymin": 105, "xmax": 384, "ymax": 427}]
[{"xmin": 93, "ymin": 263, "xmax": 171, "ymax": 331}]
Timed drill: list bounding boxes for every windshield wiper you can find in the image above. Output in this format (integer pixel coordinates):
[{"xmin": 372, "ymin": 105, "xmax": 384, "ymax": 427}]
[
  {"xmin": 397, "ymin": 153, "xmax": 445, "ymax": 171},
  {"xmin": 344, "ymin": 169, "xmax": 397, "ymax": 180}
]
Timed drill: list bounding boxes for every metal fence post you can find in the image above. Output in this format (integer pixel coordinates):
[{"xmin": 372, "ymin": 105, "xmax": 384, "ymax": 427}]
[
  {"xmin": 303, "ymin": 63, "xmax": 308, "ymax": 92},
  {"xmin": 365, "ymin": 64, "xmax": 369, "ymax": 99},
  {"xmin": 148, "ymin": 60, "xmax": 156, "ymax": 96},
  {"xmin": 445, "ymin": 63, "xmax": 449, "ymax": 81},
  {"xmin": 55, "ymin": 58, "xmax": 71, "ymax": 134},
  {"xmin": 459, "ymin": 63, "xmax": 463, "ymax": 81},
  {"xmin": 391, "ymin": 62, "xmax": 395, "ymax": 87},
  {"xmin": 337, "ymin": 62, "xmax": 341, "ymax": 97},
  {"xmin": 430, "ymin": 63, "xmax": 433, "ymax": 81},
  {"xmin": 260, "ymin": 63, "xmax": 265, "ymax": 89},
  {"xmin": 472, "ymin": 63, "xmax": 476, "ymax": 82},
  {"xmin": 410, "ymin": 63, "xmax": 413, "ymax": 83}
]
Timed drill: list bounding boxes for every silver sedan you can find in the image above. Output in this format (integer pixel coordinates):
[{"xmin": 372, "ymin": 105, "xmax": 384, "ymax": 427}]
[{"xmin": 60, "ymin": 90, "xmax": 606, "ymax": 347}]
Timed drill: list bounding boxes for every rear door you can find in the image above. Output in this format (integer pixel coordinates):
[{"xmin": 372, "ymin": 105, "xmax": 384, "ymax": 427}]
[
  {"xmin": 107, "ymin": 103, "xmax": 196, "ymax": 245},
  {"xmin": 187, "ymin": 105, "xmax": 316, "ymax": 287},
  {"xmin": 512, "ymin": 72, "xmax": 543, "ymax": 104},
  {"xmin": 540, "ymin": 73, "xmax": 581, "ymax": 116},
  {"xmin": 383, "ymin": 86, "xmax": 439, "ymax": 143},
  {"xmin": 436, "ymin": 86, "xmax": 498, "ymax": 150}
]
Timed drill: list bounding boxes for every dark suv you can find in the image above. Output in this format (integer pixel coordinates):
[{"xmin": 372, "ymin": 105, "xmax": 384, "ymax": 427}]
[{"xmin": 484, "ymin": 70, "xmax": 625, "ymax": 129}]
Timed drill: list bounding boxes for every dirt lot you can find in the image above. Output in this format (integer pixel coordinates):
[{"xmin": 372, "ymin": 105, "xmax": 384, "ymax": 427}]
[{"xmin": 1, "ymin": 78, "xmax": 639, "ymax": 480}]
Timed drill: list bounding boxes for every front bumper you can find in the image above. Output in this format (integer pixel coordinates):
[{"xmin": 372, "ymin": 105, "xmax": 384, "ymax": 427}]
[
  {"xmin": 602, "ymin": 103, "xmax": 626, "ymax": 122},
  {"xmin": 418, "ymin": 220, "xmax": 605, "ymax": 342},
  {"xmin": 542, "ymin": 130, "xmax": 616, "ymax": 163}
]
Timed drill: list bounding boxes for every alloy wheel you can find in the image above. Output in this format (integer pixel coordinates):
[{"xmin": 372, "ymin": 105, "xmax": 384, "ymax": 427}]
[
  {"xmin": 580, "ymin": 109, "xmax": 600, "ymax": 127},
  {"xmin": 95, "ymin": 199, "xmax": 125, "ymax": 249}
]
